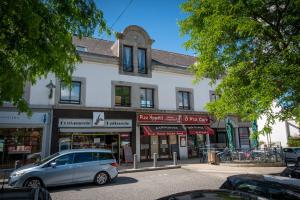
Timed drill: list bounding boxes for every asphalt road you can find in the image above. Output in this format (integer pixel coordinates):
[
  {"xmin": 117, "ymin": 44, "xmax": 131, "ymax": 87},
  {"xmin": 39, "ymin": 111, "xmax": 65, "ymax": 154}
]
[{"xmin": 49, "ymin": 168, "xmax": 232, "ymax": 200}]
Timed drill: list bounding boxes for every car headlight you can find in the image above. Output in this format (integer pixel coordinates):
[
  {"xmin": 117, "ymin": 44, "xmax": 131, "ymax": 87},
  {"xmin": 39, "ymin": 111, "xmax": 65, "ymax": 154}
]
[{"xmin": 12, "ymin": 171, "xmax": 26, "ymax": 177}]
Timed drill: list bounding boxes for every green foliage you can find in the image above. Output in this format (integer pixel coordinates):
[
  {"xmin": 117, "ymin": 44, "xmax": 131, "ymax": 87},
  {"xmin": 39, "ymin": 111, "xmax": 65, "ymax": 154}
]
[
  {"xmin": 287, "ymin": 137, "xmax": 300, "ymax": 147},
  {"xmin": 180, "ymin": 0, "xmax": 300, "ymax": 134},
  {"xmin": 0, "ymin": 0, "xmax": 109, "ymax": 112}
]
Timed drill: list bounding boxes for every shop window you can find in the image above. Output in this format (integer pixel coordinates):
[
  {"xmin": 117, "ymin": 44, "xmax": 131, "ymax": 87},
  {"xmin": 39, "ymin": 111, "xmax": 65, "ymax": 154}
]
[
  {"xmin": 115, "ymin": 86, "xmax": 131, "ymax": 107},
  {"xmin": 60, "ymin": 81, "xmax": 81, "ymax": 104},
  {"xmin": 140, "ymin": 88, "xmax": 154, "ymax": 108},
  {"xmin": 177, "ymin": 91, "xmax": 191, "ymax": 110},
  {"xmin": 138, "ymin": 48, "xmax": 147, "ymax": 74},
  {"xmin": 0, "ymin": 128, "xmax": 42, "ymax": 169},
  {"xmin": 123, "ymin": 45, "xmax": 133, "ymax": 72},
  {"xmin": 74, "ymin": 152, "xmax": 93, "ymax": 163},
  {"xmin": 239, "ymin": 127, "xmax": 250, "ymax": 148}
]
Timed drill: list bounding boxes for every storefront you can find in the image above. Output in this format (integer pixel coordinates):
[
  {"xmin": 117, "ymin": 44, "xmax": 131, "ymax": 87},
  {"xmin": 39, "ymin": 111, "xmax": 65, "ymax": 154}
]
[
  {"xmin": 137, "ymin": 113, "xmax": 213, "ymax": 161},
  {"xmin": 210, "ymin": 118, "xmax": 251, "ymax": 149},
  {"xmin": 51, "ymin": 109, "xmax": 135, "ymax": 164},
  {"xmin": 0, "ymin": 110, "xmax": 51, "ymax": 169}
]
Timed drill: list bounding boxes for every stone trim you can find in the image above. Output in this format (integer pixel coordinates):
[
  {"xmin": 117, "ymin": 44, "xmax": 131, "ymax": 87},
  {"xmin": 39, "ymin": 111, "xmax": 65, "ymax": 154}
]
[
  {"xmin": 55, "ymin": 77, "xmax": 86, "ymax": 107},
  {"xmin": 175, "ymin": 87, "xmax": 194, "ymax": 111},
  {"xmin": 117, "ymin": 26, "xmax": 153, "ymax": 78}
]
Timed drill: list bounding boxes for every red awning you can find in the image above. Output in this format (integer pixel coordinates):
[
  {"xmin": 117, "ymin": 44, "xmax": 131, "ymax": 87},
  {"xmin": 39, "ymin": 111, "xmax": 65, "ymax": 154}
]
[
  {"xmin": 143, "ymin": 125, "xmax": 187, "ymax": 136},
  {"xmin": 186, "ymin": 126, "xmax": 214, "ymax": 135}
]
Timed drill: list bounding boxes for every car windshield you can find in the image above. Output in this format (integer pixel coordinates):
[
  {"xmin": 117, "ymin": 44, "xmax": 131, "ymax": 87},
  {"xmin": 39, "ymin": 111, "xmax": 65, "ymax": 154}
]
[{"xmin": 35, "ymin": 152, "xmax": 60, "ymax": 166}]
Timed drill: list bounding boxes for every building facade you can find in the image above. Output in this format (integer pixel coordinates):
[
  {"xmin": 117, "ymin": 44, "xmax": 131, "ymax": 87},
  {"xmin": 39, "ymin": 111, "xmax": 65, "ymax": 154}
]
[{"xmin": 0, "ymin": 25, "xmax": 252, "ymax": 168}]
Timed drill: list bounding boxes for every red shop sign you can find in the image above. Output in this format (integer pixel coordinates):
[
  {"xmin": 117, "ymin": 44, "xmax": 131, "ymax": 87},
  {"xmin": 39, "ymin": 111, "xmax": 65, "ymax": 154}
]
[
  {"xmin": 182, "ymin": 115, "xmax": 210, "ymax": 125},
  {"xmin": 137, "ymin": 114, "xmax": 182, "ymax": 124},
  {"xmin": 138, "ymin": 113, "xmax": 210, "ymax": 125}
]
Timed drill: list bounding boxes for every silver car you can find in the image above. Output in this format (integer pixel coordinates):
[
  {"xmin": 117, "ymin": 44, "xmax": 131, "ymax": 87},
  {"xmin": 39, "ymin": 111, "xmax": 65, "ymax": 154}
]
[{"xmin": 8, "ymin": 149, "xmax": 118, "ymax": 188}]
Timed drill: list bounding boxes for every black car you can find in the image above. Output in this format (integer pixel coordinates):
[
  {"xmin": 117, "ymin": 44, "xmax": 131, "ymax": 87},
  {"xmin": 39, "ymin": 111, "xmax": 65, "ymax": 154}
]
[
  {"xmin": 220, "ymin": 174, "xmax": 300, "ymax": 200},
  {"xmin": 157, "ymin": 189, "xmax": 266, "ymax": 200},
  {"xmin": 0, "ymin": 187, "xmax": 52, "ymax": 200},
  {"xmin": 281, "ymin": 162, "xmax": 300, "ymax": 179}
]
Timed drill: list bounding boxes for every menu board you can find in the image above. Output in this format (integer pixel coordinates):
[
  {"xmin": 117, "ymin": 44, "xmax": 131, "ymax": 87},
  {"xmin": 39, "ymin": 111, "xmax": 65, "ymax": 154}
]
[{"xmin": 123, "ymin": 146, "xmax": 133, "ymax": 163}]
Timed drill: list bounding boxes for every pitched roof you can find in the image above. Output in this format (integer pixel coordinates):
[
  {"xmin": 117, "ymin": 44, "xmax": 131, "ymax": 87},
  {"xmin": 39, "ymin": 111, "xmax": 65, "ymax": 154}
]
[{"xmin": 72, "ymin": 36, "xmax": 196, "ymax": 68}]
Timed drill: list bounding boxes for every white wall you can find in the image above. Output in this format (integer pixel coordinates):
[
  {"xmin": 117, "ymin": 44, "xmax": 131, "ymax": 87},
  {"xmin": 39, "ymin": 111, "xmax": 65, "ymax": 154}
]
[
  {"xmin": 29, "ymin": 61, "xmax": 214, "ymax": 111},
  {"xmin": 30, "ymin": 74, "xmax": 55, "ymax": 105},
  {"xmin": 258, "ymin": 116, "xmax": 288, "ymax": 147}
]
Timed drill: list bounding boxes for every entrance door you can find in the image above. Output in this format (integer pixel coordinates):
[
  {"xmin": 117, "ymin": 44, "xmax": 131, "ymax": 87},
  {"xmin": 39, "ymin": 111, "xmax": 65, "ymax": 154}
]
[
  {"xmin": 159, "ymin": 135, "xmax": 170, "ymax": 159},
  {"xmin": 188, "ymin": 134, "xmax": 206, "ymax": 158},
  {"xmin": 150, "ymin": 136, "xmax": 159, "ymax": 159}
]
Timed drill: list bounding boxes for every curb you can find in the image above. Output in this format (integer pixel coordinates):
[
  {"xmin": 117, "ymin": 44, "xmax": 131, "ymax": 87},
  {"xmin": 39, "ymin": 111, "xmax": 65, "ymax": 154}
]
[
  {"xmin": 219, "ymin": 163, "xmax": 285, "ymax": 167},
  {"xmin": 119, "ymin": 165, "xmax": 181, "ymax": 174}
]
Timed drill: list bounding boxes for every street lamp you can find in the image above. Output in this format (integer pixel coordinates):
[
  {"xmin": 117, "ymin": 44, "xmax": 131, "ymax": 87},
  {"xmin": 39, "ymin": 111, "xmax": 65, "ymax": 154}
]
[{"xmin": 46, "ymin": 80, "xmax": 56, "ymax": 99}]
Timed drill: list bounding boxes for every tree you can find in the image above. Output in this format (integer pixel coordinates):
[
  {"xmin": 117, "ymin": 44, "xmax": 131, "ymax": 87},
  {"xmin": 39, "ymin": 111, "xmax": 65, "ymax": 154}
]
[
  {"xmin": 179, "ymin": 0, "xmax": 300, "ymax": 134},
  {"xmin": 0, "ymin": 0, "xmax": 108, "ymax": 112}
]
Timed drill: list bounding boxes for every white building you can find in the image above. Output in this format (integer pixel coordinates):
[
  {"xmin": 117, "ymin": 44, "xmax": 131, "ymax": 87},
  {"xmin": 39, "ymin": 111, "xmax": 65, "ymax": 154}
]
[{"xmin": 0, "ymin": 26, "xmax": 252, "ymax": 168}]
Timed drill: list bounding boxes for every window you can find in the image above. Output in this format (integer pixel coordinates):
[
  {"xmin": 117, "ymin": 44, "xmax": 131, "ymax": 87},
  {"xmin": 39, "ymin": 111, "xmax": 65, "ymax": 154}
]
[
  {"xmin": 123, "ymin": 46, "xmax": 133, "ymax": 72},
  {"xmin": 115, "ymin": 86, "xmax": 131, "ymax": 107},
  {"xmin": 210, "ymin": 91, "xmax": 220, "ymax": 102},
  {"xmin": 54, "ymin": 153, "xmax": 74, "ymax": 166},
  {"xmin": 92, "ymin": 152, "xmax": 114, "ymax": 160},
  {"xmin": 177, "ymin": 91, "xmax": 190, "ymax": 110},
  {"xmin": 138, "ymin": 48, "xmax": 147, "ymax": 74},
  {"xmin": 76, "ymin": 46, "xmax": 87, "ymax": 52},
  {"xmin": 74, "ymin": 152, "xmax": 93, "ymax": 163},
  {"xmin": 140, "ymin": 88, "xmax": 154, "ymax": 108},
  {"xmin": 60, "ymin": 81, "xmax": 81, "ymax": 104}
]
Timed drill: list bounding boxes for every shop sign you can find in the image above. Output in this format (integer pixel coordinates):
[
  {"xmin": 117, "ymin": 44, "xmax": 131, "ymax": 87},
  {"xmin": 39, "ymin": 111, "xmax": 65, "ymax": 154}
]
[
  {"xmin": 93, "ymin": 112, "xmax": 105, "ymax": 127},
  {"xmin": 137, "ymin": 113, "xmax": 210, "ymax": 125},
  {"xmin": 182, "ymin": 115, "xmax": 210, "ymax": 124},
  {"xmin": 137, "ymin": 114, "xmax": 182, "ymax": 124},
  {"xmin": 58, "ymin": 118, "xmax": 93, "ymax": 128},
  {"xmin": 8, "ymin": 146, "xmax": 32, "ymax": 154},
  {"xmin": 0, "ymin": 112, "xmax": 48, "ymax": 124},
  {"xmin": 105, "ymin": 120, "xmax": 132, "ymax": 128}
]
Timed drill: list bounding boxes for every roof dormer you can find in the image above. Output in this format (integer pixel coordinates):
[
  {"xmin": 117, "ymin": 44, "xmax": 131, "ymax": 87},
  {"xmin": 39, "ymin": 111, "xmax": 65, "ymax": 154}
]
[{"xmin": 112, "ymin": 25, "xmax": 154, "ymax": 77}]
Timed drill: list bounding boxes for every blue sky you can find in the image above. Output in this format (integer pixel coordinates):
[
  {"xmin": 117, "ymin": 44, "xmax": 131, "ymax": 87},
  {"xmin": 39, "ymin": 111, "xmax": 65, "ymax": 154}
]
[{"xmin": 95, "ymin": 0, "xmax": 194, "ymax": 56}]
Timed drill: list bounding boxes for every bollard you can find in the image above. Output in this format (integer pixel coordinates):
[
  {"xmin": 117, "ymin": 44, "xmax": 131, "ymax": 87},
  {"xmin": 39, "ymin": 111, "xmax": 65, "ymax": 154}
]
[
  {"xmin": 173, "ymin": 152, "xmax": 177, "ymax": 166},
  {"xmin": 133, "ymin": 154, "xmax": 137, "ymax": 169},
  {"xmin": 153, "ymin": 153, "xmax": 157, "ymax": 168}
]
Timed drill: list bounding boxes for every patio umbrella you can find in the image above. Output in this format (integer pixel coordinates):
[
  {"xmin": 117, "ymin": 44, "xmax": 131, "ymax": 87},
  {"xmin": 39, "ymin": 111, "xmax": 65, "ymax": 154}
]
[
  {"xmin": 250, "ymin": 120, "xmax": 259, "ymax": 148},
  {"xmin": 225, "ymin": 118, "xmax": 235, "ymax": 151}
]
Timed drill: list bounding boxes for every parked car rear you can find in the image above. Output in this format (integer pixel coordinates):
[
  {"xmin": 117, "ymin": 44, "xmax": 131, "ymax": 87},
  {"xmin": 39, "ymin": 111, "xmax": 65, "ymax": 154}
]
[
  {"xmin": 8, "ymin": 149, "xmax": 118, "ymax": 188},
  {"xmin": 283, "ymin": 147, "xmax": 300, "ymax": 164}
]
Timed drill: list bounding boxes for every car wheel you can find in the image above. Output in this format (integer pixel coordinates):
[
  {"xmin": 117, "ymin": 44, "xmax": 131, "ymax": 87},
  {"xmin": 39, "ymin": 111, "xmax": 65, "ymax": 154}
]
[
  {"xmin": 94, "ymin": 172, "xmax": 109, "ymax": 185},
  {"xmin": 24, "ymin": 178, "xmax": 43, "ymax": 188}
]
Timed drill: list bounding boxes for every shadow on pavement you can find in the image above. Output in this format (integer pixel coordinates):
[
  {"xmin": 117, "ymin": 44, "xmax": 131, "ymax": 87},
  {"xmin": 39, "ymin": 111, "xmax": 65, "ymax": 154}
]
[{"xmin": 48, "ymin": 176, "xmax": 138, "ymax": 192}]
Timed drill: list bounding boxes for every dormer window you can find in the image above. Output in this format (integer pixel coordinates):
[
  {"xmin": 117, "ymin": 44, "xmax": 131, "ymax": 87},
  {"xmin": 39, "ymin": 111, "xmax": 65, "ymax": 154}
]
[
  {"xmin": 123, "ymin": 45, "xmax": 133, "ymax": 72},
  {"xmin": 76, "ymin": 46, "xmax": 87, "ymax": 52},
  {"xmin": 138, "ymin": 48, "xmax": 147, "ymax": 74}
]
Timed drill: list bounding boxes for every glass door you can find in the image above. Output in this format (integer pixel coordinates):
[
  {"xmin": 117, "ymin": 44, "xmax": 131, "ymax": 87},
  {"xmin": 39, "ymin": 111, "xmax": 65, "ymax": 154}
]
[{"xmin": 159, "ymin": 135, "xmax": 170, "ymax": 159}]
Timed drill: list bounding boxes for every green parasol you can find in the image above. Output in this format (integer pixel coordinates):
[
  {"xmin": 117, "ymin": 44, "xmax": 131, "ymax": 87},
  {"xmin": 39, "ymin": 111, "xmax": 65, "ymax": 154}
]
[
  {"xmin": 250, "ymin": 120, "xmax": 259, "ymax": 148},
  {"xmin": 225, "ymin": 118, "xmax": 235, "ymax": 151}
]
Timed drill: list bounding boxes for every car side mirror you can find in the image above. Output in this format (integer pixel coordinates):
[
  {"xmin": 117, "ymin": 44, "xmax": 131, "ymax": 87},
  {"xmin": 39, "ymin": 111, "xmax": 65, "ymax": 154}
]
[{"xmin": 50, "ymin": 162, "xmax": 56, "ymax": 168}]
